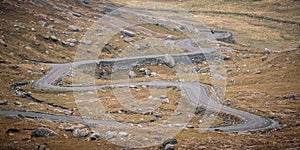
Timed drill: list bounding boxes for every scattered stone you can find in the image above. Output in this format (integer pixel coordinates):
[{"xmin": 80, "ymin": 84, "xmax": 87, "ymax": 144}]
[
  {"xmin": 195, "ymin": 106, "xmax": 206, "ymax": 115},
  {"xmin": 124, "ymin": 37, "xmax": 133, "ymax": 43},
  {"xmin": 186, "ymin": 125, "xmax": 194, "ymax": 128},
  {"xmin": 242, "ymin": 54, "xmax": 250, "ymax": 59},
  {"xmin": 67, "ymin": 38, "xmax": 77, "ymax": 43},
  {"xmin": 265, "ymin": 48, "xmax": 272, "ymax": 54},
  {"xmin": 31, "ymin": 128, "xmax": 58, "ymax": 137},
  {"xmin": 64, "ymin": 110, "xmax": 73, "ymax": 115},
  {"xmin": 89, "ymin": 132, "xmax": 100, "ymax": 140},
  {"xmin": 72, "ymin": 128, "xmax": 89, "ymax": 138},
  {"xmin": 198, "ymin": 146, "xmax": 207, "ymax": 149},
  {"xmin": 43, "ymin": 35, "xmax": 50, "ymax": 40},
  {"xmin": 150, "ymin": 72, "xmax": 158, "ymax": 77},
  {"xmin": 67, "ymin": 25, "xmax": 81, "ymax": 32},
  {"xmin": 261, "ymin": 56, "xmax": 267, "ymax": 61},
  {"xmin": 223, "ymin": 99, "xmax": 233, "ymax": 106},
  {"xmin": 160, "ymin": 95, "xmax": 168, "ymax": 99},
  {"xmin": 129, "ymin": 85, "xmax": 137, "ymax": 88},
  {"xmin": 80, "ymin": 40, "xmax": 93, "ymax": 45},
  {"xmin": 118, "ymin": 132, "xmax": 129, "ymax": 137},
  {"xmin": 0, "ymin": 39, "xmax": 7, "ymax": 47},
  {"xmin": 61, "ymin": 41, "xmax": 69, "ymax": 46},
  {"xmin": 50, "ymin": 35, "xmax": 59, "ymax": 42},
  {"xmin": 254, "ymin": 70, "xmax": 262, "ymax": 74},
  {"xmin": 134, "ymin": 44, "xmax": 142, "ymax": 50},
  {"xmin": 129, "ymin": 70, "xmax": 137, "ymax": 78},
  {"xmin": 38, "ymin": 21, "xmax": 48, "ymax": 27},
  {"xmin": 72, "ymin": 12, "xmax": 82, "ymax": 17},
  {"xmin": 212, "ymin": 147, "xmax": 219, "ymax": 150},
  {"xmin": 120, "ymin": 30, "xmax": 136, "ymax": 37},
  {"xmin": 35, "ymin": 144, "xmax": 48, "ymax": 150},
  {"xmin": 69, "ymin": 43, "xmax": 75, "ymax": 47},
  {"xmin": 164, "ymin": 144, "xmax": 175, "ymax": 150},
  {"xmin": 0, "ymin": 100, "xmax": 8, "ymax": 105},
  {"xmin": 230, "ymin": 79, "xmax": 236, "ymax": 83},
  {"xmin": 14, "ymin": 101, "xmax": 22, "ymax": 106},
  {"xmin": 6, "ymin": 128, "xmax": 20, "ymax": 135},
  {"xmin": 166, "ymin": 35, "xmax": 174, "ymax": 40},
  {"xmin": 31, "ymin": 28, "xmax": 36, "ymax": 32},
  {"xmin": 223, "ymin": 55, "xmax": 230, "ymax": 60},
  {"xmin": 144, "ymin": 69, "xmax": 151, "ymax": 76},
  {"xmin": 163, "ymin": 54, "xmax": 176, "ymax": 68},
  {"xmin": 162, "ymin": 138, "xmax": 178, "ymax": 147}
]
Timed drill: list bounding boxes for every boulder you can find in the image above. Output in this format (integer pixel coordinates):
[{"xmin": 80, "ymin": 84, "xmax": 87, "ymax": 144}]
[
  {"xmin": 66, "ymin": 38, "xmax": 77, "ymax": 43},
  {"xmin": 67, "ymin": 25, "xmax": 81, "ymax": 32},
  {"xmin": 261, "ymin": 56, "xmax": 267, "ymax": 61},
  {"xmin": 242, "ymin": 54, "xmax": 250, "ymax": 59},
  {"xmin": 35, "ymin": 144, "xmax": 48, "ymax": 150},
  {"xmin": 164, "ymin": 144, "xmax": 175, "ymax": 150},
  {"xmin": 144, "ymin": 69, "xmax": 151, "ymax": 76},
  {"xmin": 38, "ymin": 21, "xmax": 48, "ymax": 27},
  {"xmin": 89, "ymin": 132, "xmax": 100, "ymax": 140},
  {"xmin": 31, "ymin": 128, "xmax": 58, "ymax": 137},
  {"xmin": 160, "ymin": 95, "xmax": 168, "ymax": 99},
  {"xmin": 50, "ymin": 35, "xmax": 59, "ymax": 42},
  {"xmin": 0, "ymin": 100, "xmax": 8, "ymax": 105},
  {"xmin": 72, "ymin": 128, "xmax": 89, "ymax": 138},
  {"xmin": 124, "ymin": 37, "xmax": 133, "ymax": 43},
  {"xmin": 72, "ymin": 13, "xmax": 82, "ymax": 17},
  {"xmin": 163, "ymin": 54, "xmax": 175, "ymax": 68},
  {"xmin": 14, "ymin": 101, "xmax": 22, "ymax": 106},
  {"xmin": 120, "ymin": 30, "xmax": 136, "ymax": 37},
  {"xmin": 0, "ymin": 39, "xmax": 7, "ymax": 47},
  {"xmin": 118, "ymin": 132, "xmax": 129, "ymax": 137},
  {"xmin": 162, "ymin": 138, "xmax": 178, "ymax": 147},
  {"xmin": 150, "ymin": 72, "xmax": 158, "ymax": 77},
  {"xmin": 129, "ymin": 70, "xmax": 137, "ymax": 78},
  {"xmin": 195, "ymin": 106, "xmax": 206, "ymax": 115},
  {"xmin": 265, "ymin": 48, "xmax": 272, "ymax": 54}
]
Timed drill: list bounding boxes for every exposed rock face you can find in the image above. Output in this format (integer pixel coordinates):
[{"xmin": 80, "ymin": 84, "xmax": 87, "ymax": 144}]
[
  {"xmin": 163, "ymin": 54, "xmax": 176, "ymax": 68},
  {"xmin": 31, "ymin": 128, "xmax": 58, "ymax": 137},
  {"xmin": 67, "ymin": 25, "xmax": 81, "ymax": 32}
]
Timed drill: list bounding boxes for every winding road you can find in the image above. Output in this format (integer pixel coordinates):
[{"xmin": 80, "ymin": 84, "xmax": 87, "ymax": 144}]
[
  {"xmin": 0, "ymin": 38, "xmax": 279, "ymax": 133},
  {"xmin": 0, "ymin": 2, "xmax": 280, "ymax": 135}
]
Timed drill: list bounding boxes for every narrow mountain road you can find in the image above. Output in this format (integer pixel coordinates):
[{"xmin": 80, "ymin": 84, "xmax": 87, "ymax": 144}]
[{"xmin": 1, "ymin": 47, "xmax": 280, "ymax": 132}]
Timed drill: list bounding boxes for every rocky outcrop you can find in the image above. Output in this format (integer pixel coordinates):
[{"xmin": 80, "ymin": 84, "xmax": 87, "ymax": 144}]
[{"xmin": 31, "ymin": 128, "xmax": 58, "ymax": 137}]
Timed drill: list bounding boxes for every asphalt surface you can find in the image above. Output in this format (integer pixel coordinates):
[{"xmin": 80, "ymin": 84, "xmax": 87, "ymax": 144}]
[{"xmin": 1, "ymin": 39, "xmax": 280, "ymax": 132}]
